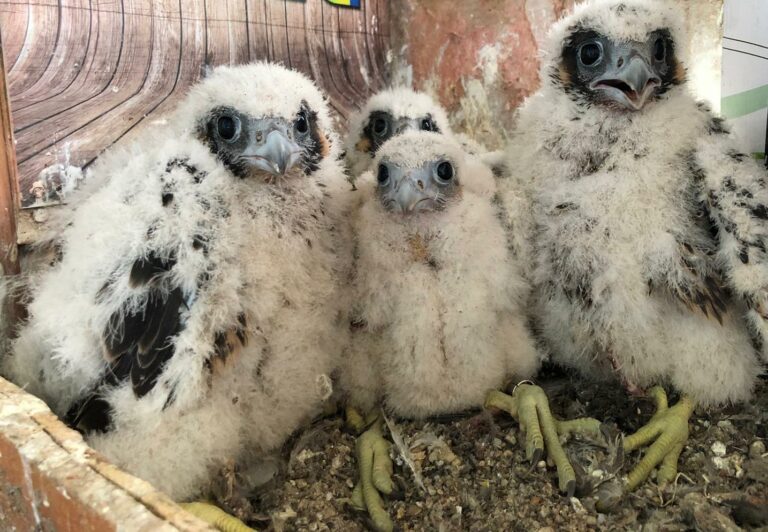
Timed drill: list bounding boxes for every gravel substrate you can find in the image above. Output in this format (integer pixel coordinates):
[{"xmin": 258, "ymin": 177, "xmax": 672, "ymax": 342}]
[{"xmin": 219, "ymin": 367, "xmax": 768, "ymax": 531}]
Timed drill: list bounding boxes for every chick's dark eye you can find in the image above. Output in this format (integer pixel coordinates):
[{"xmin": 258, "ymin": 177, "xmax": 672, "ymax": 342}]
[
  {"xmin": 653, "ymin": 38, "xmax": 666, "ymax": 61},
  {"xmin": 217, "ymin": 115, "xmax": 238, "ymax": 141},
  {"xmin": 373, "ymin": 117, "xmax": 388, "ymax": 136},
  {"xmin": 377, "ymin": 164, "xmax": 390, "ymax": 184},
  {"xmin": 436, "ymin": 161, "xmax": 454, "ymax": 182},
  {"xmin": 295, "ymin": 113, "xmax": 309, "ymax": 134},
  {"xmin": 579, "ymin": 42, "xmax": 603, "ymax": 66},
  {"xmin": 420, "ymin": 118, "xmax": 434, "ymax": 131}
]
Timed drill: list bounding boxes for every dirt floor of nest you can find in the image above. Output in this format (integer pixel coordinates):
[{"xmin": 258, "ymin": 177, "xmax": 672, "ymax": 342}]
[{"xmin": 220, "ymin": 367, "xmax": 768, "ymax": 531}]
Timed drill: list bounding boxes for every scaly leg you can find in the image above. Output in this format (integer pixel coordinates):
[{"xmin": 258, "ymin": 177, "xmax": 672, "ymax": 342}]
[
  {"xmin": 180, "ymin": 502, "xmax": 256, "ymax": 532},
  {"xmin": 623, "ymin": 386, "xmax": 693, "ymax": 490},
  {"xmin": 485, "ymin": 384, "xmax": 602, "ymax": 497},
  {"xmin": 347, "ymin": 406, "xmax": 395, "ymax": 532}
]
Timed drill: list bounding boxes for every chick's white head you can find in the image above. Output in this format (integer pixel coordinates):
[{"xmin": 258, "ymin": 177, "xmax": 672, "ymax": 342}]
[{"xmin": 172, "ymin": 62, "xmax": 339, "ymax": 181}]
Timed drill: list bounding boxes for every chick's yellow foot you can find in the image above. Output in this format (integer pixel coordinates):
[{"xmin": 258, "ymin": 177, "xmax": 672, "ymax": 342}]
[
  {"xmin": 623, "ymin": 386, "xmax": 693, "ymax": 490},
  {"xmin": 346, "ymin": 405, "xmax": 379, "ymax": 434},
  {"xmin": 349, "ymin": 414, "xmax": 395, "ymax": 532},
  {"xmin": 180, "ymin": 501, "xmax": 256, "ymax": 532},
  {"xmin": 485, "ymin": 384, "xmax": 602, "ymax": 497}
]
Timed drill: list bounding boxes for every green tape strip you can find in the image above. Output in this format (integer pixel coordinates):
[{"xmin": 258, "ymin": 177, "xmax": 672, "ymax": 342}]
[{"xmin": 721, "ymin": 84, "xmax": 768, "ymax": 119}]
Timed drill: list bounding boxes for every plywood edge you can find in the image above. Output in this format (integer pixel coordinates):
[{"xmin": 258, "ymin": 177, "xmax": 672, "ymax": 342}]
[
  {"xmin": 0, "ymin": 376, "xmax": 215, "ymax": 531},
  {"xmin": 0, "ymin": 30, "xmax": 20, "ymax": 277}
]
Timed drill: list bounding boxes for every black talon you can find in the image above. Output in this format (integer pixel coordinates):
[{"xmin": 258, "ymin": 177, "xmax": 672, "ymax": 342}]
[
  {"xmin": 566, "ymin": 479, "xmax": 576, "ymax": 498},
  {"xmin": 530, "ymin": 448, "xmax": 544, "ymax": 468},
  {"xmin": 389, "ymin": 478, "xmax": 406, "ymax": 501}
]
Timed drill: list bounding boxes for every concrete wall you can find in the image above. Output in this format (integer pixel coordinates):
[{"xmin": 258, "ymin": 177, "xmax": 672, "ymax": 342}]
[
  {"xmin": 390, "ymin": 0, "xmax": 724, "ymax": 149},
  {"xmin": 721, "ymin": 0, "xmax": 768, "ymax": 157}
]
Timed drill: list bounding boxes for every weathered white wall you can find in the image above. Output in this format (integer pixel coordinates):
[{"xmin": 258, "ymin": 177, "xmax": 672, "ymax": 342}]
[{"xmin": 722, "ymin": 0, "xmax": 768, "ymax": 156}]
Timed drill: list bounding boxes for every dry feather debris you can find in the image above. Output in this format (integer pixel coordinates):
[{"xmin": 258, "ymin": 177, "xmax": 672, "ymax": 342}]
[{"xmin": 383, "ymin": 412, "xmax": 426, "ymax": 492}]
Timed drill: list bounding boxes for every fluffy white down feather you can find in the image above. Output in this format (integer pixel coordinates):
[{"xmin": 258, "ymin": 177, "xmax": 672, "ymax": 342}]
[
  {"xmin": 3, "ymin": 62, "xmax": 348, "ymax": 499},
  {"xmin": 499, "ymin": 0, "xmax": 762, "ymax": 407},
  {"xmin": 341, "ymin": 132, "xmax": 539, "ymax": 419}
]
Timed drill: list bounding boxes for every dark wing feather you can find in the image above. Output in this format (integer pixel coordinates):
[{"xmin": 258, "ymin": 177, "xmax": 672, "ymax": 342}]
[
  {"xmin": 103, "ymin": 297, "xmax": 157, "ymax": 359},
  {"xmin": 129, "ymin": 255, "xmax": 172, "ymax": 287},
  {"xmin": 66, "ymin": 252, "xmax": 185, "ymax": 433},
  {"xmin": 131, "ymin": 287, "xmax": 184, "ymax": 396},
  {"xmin": 666, "ymin": 242, "xmax": 729, "ymax": 324},
  {"xmin": 64, "ymin": 351, "xmax": 133, "ymax": 432}
]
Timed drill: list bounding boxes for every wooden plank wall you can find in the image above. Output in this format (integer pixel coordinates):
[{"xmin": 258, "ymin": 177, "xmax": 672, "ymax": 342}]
[{"xmin": 0, "ymin": 0, "xmax": 390, "ymax": 208}]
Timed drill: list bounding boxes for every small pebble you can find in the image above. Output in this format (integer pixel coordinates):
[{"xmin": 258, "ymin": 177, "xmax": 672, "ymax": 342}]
[
  {"xmin": 749, "ymin": 440, "xmax": 766, "ymax": 459},
  {"xmin": 570, "ymin": 497, "xmax": 587, "ymax": 513},
  {"xmin": 406, "ymin": 504, "xmax": 422, "ymax": 517},
  {"xmin": 713, "ymin": 456, "xmax": 728, "ymax": 470},
  {"xmin": 717, "ymin": 420, "xmax": 734, "ymax": 432},
  {"xmin": 711, "ymin": 441, "xmax": 727, "ymax": 457}
]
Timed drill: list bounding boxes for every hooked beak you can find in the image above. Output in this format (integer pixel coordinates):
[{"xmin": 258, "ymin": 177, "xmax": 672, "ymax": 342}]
[
  {"xmin": 392, "ymin": 169, "xmax": 432, "ymax": 214},
  {"xmin": 242, "ymin": 129, "xmax": 302, "ymax": 176},
  {"xmin": 591, "ymin": 56, "xmax": 661, "ymax": 111}
]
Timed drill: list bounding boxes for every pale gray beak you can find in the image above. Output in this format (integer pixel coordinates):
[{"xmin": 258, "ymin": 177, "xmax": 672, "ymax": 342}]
[
  {"xmin": 591, "ymin": 55, "xmax": 661, "ymax": 111},
  {"xmin": 243, "ymin": 128, "xmax": 302, "ymax": 176},
  {"xmin": 392, "ymin": 168, "xmax": 432, "ymax": 214}
]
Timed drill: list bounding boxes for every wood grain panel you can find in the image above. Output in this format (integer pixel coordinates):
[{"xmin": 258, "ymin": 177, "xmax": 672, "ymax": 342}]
[
  {"xmin": 7, "ymin": 2, "xmax": 60, "ymax": 95},
  {"xmin": 362, "ymin": 0, "xmax": 387, "ymax": 89},
  {"xmin": 0, "ymin": 0, "xmax": 391, "ymax": 208},
  {"xmin": 205, "ymin": 0, "xmax": 250, "ymax": 66},
  {"xmin": 11, "ymin": 0, "xmax": 124, "ymax": 125},
  {"xmin": 283, "ymin": 0, "xmax": 311, "ymax": 74},
  {"xmin": 12, "ymin": 0, "xmax": 91, "ymax": 110},
  {"xmin": 0, "ymin": 2, "xmax": 28, "ymax": 70},
  {"xmin": 263, "ymin": 0, "xmax": 291, "ymax": 67}
]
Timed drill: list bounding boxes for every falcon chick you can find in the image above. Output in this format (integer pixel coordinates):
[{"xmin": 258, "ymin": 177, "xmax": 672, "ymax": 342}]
[
  {"xmin": 344, "ymin": 88, "xmax": 452, "ymax": 180},
  {"xmin": 3, "ymin": 63, "xmax": 347, "ymax": 528},
  {"xmin": 344, "ymin": 88, "xmax": 497, "ymax": 203},
  {"xmin": 342, "ymin": 132, "xmax": 599, "ymax": 532},
  {"xmin": 498, "ymin": 0, "xmax": 764, "ymax": 491}
]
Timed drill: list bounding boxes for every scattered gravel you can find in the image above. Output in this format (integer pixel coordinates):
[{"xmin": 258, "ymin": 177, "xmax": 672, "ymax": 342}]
[{"xmin": 224, "ymin": 367, "xmax": 768, "ymax": 531}]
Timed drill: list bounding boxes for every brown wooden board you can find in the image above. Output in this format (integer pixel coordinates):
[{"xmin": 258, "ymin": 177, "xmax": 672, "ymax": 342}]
[
  {"xmin": 0, "ymin": 0, "xmax": 390, "ymax": 208},
  {"xmin": 0, "ymin": 376, "xmax": 215, "ymax": 531},
  {"xmin": 0, "ymin": 25, "xmax": 19, "ymax": 276}
]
